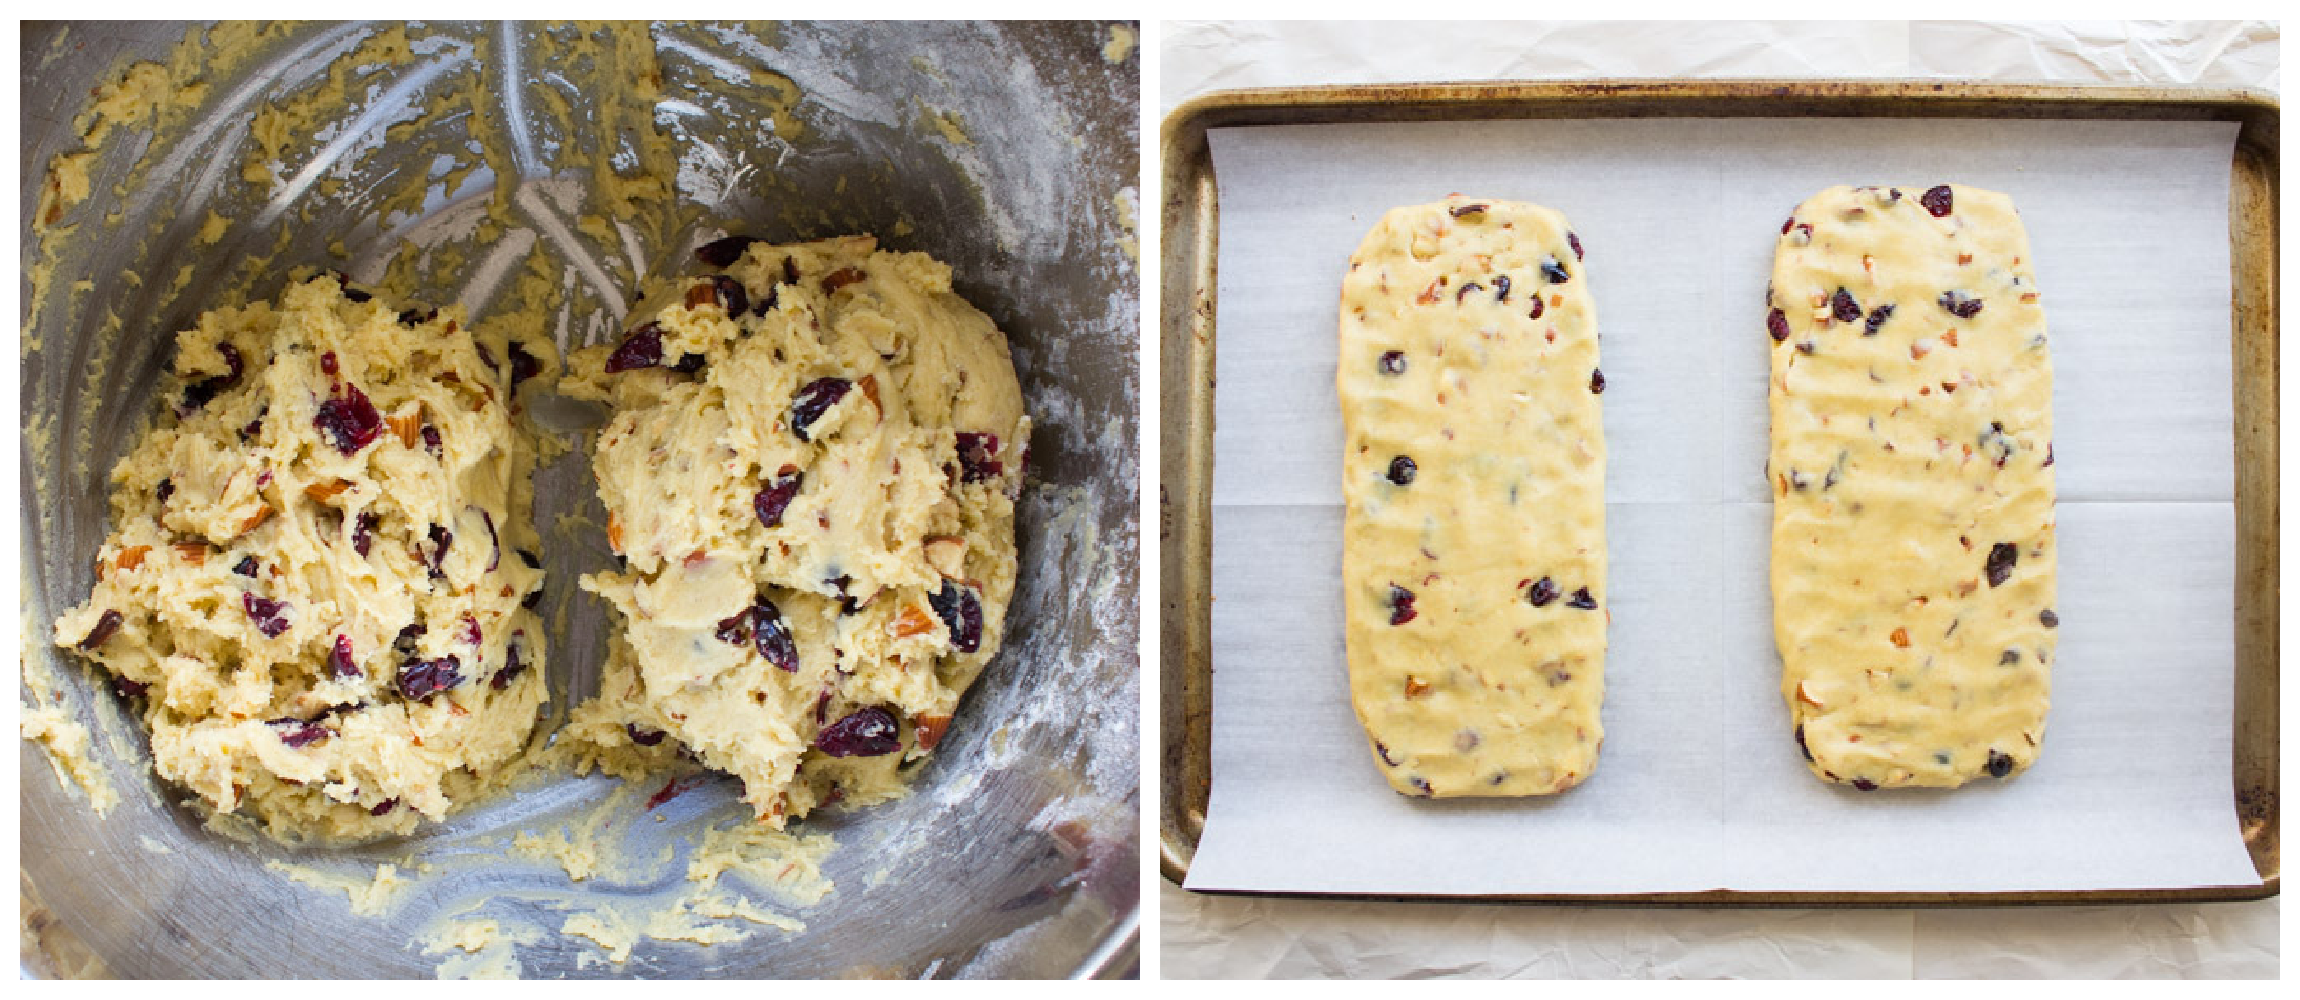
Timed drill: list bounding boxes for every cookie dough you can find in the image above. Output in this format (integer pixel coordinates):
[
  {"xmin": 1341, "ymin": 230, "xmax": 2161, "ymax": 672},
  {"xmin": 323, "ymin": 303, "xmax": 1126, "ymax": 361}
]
[
  {"xmin": 561, "ymin": 234, "xmax": 1029, "ymax": 826},
  {"xmin": 1767, "ymin": 184, "xmax": 2056, "ymax": 790},
  {"xmin": 51, "ymin": 273, "xmax": 555, "ymax": 841},
  {"xmin": 1337, "ymin": 196, "xmax": 1607, "ymax": 798}
]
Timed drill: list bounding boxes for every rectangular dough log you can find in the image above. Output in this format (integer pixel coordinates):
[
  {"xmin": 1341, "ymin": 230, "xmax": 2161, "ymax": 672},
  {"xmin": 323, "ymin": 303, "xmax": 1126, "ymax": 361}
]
[
  {"xmin": 1768, "ymin": 184, "xmax": 2056, "ymax": 790},
  {"xmin": 1338, "ymin": 196, "xmax": 1606, "ymax": 798}
]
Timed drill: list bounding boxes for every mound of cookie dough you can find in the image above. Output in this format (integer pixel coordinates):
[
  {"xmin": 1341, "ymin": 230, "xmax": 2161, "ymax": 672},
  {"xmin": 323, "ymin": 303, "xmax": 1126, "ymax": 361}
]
[
  {"xmin": 561, "ymin": 234, "xmax": 1029, "ymax": 826},
  {"xmin": 52, "ymin": 273, "xmax": 556, "ymax": 842}
]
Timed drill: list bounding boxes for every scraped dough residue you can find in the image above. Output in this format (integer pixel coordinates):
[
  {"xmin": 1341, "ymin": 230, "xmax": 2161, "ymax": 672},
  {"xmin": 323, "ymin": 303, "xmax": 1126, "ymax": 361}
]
[{"xmin": 1102, "ymin": 24, "xmax": 1137, "ymax": 64}]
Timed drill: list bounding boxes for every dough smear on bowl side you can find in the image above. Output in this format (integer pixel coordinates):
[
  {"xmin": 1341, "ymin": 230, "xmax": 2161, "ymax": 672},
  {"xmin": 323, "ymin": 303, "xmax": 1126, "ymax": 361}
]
[
  {"xmin": 52, "ymin": 273, "xmax": 558, "ymax": 842},
  {"xmin": 560, "ymin": 234, "xmax": 1029, "ymax": 827},
  {"xmin": 1767, "ymin": 184, "xmax": 2055, "ymax": 790},
  {"xmin": 1337, "ymin": 196, "xmax": 1607, "ymax": 798}
]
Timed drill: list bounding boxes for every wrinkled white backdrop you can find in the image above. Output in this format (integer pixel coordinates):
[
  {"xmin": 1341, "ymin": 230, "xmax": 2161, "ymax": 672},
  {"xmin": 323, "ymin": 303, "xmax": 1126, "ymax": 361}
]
[{"xmin": 1158, "ymin": 18, "xmax": 2279, "ymax": 979}]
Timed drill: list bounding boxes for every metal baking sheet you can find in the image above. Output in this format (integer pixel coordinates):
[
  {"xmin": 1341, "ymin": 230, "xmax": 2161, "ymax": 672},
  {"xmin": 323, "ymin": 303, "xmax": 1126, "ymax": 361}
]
[{"xmin": 1157, "ymin": 80, "xmax": 2278, "ymax": 904}]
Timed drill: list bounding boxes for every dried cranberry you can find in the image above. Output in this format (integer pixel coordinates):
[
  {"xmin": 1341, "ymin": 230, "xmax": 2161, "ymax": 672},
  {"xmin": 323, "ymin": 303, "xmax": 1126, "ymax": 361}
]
[
  {"xmin": 457, "ymin": 614, "xmax": 483, "ymax": 646},
  {"xmin": 492, "ymin": 637, "xmax": 528, "ymax": 690},
  {"xmin": 1568, "ymin": 232, "xmax": 1584, "ymax": 260},
  {"xmin": 475, "ymin": 508, "xmax": 499, "ymax": 572},
  {"xmin": 314, "ymin": 383, "xmax": 382, "ymax": 455},
  {"xmin": 157, "ymin": 479, "xmax": 175, "ymax": 504},
  {"xmin": 1387, "ymin": 584, "xmax": 1417, "ymax": 626},
  {"xmin": 393, "ymin": 623, "xmax": 426, "ymax": 655},
  {"xmin": 1526, "ymin": 577, "xmax": 1558, "ymax": 608},
  {"xmin": 956, "ymin": 432, "xmax": 1002, "ymax": 483},
  {"xmin": 240, "ymin": 414, "xmax": 265, "ymax": 442},
  {"xmin": 1851, "ymin": 778, "xmax": 1879, "ymax": 791},
  {"xmin": 930, "ymin": 581, "xmax": 985, "ymax": 653},
  {"xmin": 476, "ymin": 343, "xmax": 498, "ymax": 373},
  {"xmin": 708, "ymin": 275, "xmax": 748, "ymax": 316},
  {"xmin": 508, "ymin": 341, "xmax": 541, "ymax": 384},
  {"xmin": 1378, "ymin": 351, "xmax": 1407, "ymax": 375},
  {"xmin": 426, "ymin": 523, "xmax": 453, "ymax": 579},
  {"xmin": 1831, "ymin": 288, "xmax": 1861, "ymax": 323},
  {"xmin": 78, "ymin": 609, "xmax": 124, "ymax": 650},
  {"xmin": 421, "ymin": 425, "xmax": 443, "ymax": 456},
  {"xmin": 627, "ymin": 724, "xmax": 668, "ymax": 747},
  {"xmin": 714, "ymin": 609, "xmax": 753, "ymax": 645},
  {"xmin": 1448, "ymin": 203, "xmax": 1488, "ymax": 218},
  {"xmin": 1984, "ymin": 542, "xmax": 2017, "ymax": 588},
  {"xmin": 396, "ymin": 655, "xmax": 462, "ymax": 700},
  {"xmin": 750, "ymin": 284, "xmax": 779, "ymax": 317},
  {"xmin": 398, "ymin": 308, "xmax": 437, "ymax": 327},
  {"xmin": 1986, "ymin": 750, "xmax": 2014, "ymax": 778},
  {"xmin": 1589, "ymin": 368, "xmax": 1605, "ymax": 394},
  {"xmin": 328, "ymin": 634, "xmax": 360, "ymax": 679},
  {"xmin": 670, "ymin": 352, "xmax": 707, "ymax": 374},
  {"xmin": 2043, "ymin": 443, "xmax": 2055, "ymax": 468},
  {"xmin": 320, "ymin": 352, "xmax": 339, "ymax": 376},
  {"xmin": 1492, "ymin": 275, "xmax": 1511, "ymax": 303},
  {"xmin": 1408, "ymin": 776, "xmax": 1434, "ymax": 796},
  {"xmin": 1565, "ymin": 588, "xmax": 1598, "ymax": 610},
  {"xmin": 370, "ymin": 798, "xmax": 398, "ymax": 816},
  {"xmin": 232, "ymin": 556, "xmax": 258, "ymax": 577},
  {"xmin": 1767, "ymin": 308, "xmax": 1790, "ymax": 343},
  {"xmin": 754, "ymin": 470, "xmax": 803, "ymax": 527},
  {"xmin": 1863, "ymin": 303, "xmax": 1894, "ymax": 336},
  {"xmin": 2040, "ymin": 609, "xmax": 2058, "ymax": 629},
  {"xmin": 814, "ymin": 706, "xmax": 901, "ymax": 757},
  {"xmin": 1794, "ymin": 724, "xmax": 1813, "ymax": 762},
  {"xmin": 1541, "ymin": 256, "xmax": 1570, "ymax": 284},
  {"xmin": 331, "ymin": 271, "xmax": 373, "ymax": 303},
  {"xmin": 352, "ymin": 512, "xmax": 380, "ymax": 557},
  {"xmin": 1386, "ymin": 456, "xmax": 1416, "ymax": 485},
  {"xmin": 1375, "ymin": 742, "xmax": 1399, "ymax": 766},
  {"xmin": 790, "ymin": 377, "xmax": 853, "ymax": 441},
  {"xmin": 1454, "ymin": 281, "xmax": 1485, "ymax": 304},
  {"xmin": 1920, "ymin": 185, "xmax": 1954, "ymax": 217},
  {"xmin": 179, "ymin": 343, "xmax": 244, "ymax": 414},
  {"xmin": 753, "ymin": 598, "xmax": 800, "ymax": 671},
  {"xmin": 271, "ymin": 718, "xmax": 330, "ymax": 748},
  {"xmin": 1781, "ymin": 216, "xmax": 1796, "ymax": 235},
  {"xmin": 112, "ymin": 676, "xmax": 149, "ymax": 699},
  {"xmin": 604, "ymin": 322, "xmax": 665, "ymax": 373},
  {"xmin": 2000, "ymin": 649, "xmax": 2021, "ymax": 665},
  {"xmin": 1528, "ymin": 295, "xmax": 1545, "ymax": 320},
  {"xmin": 695, "ymin": 235, "xmax": 763, "ymax": 268},
  {"xmin": 243, "ymin": 593, "xmax": 291, "ymax": 638},
  {"xmin": 1938, "ymin": 291, "xmax": 1983, "ymax": 319}
]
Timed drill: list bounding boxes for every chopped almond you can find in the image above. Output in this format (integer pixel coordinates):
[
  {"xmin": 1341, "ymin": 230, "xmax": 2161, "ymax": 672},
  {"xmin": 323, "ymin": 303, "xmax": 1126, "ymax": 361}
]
[
  {"xmin": 1797, "ymin": 680, "xmax": 1824, "ymax": 707},
  {"xmin": 1404, "ymin": 676, "xmax": 1430, "ymax": 698},
  {"xmin": 174, "ymin": 542, "xmax": 208, "ymax": 565},
  {"xmin": 1942, "ymin": 329, "xmax": 1958, "ymax": 347},
  {"xmin": 386, "ymin": 412, "xmax": 422, "ymax": 448},
  {"xmin": 1911, "ymin": 342, "xmax": 1931, "ymax": 360},
  {"xmin": 238, "ymin": 506, "xmax": 273, "ymax": 536},
  {"xmin": 924, "ymin": 536, "xmax": 968, "ymax": 578},
  {"xmin": 1889, "ymin": 627, "xmax": 1910, "ymax": 648},
  {"xmin": 607, "ymin": 513, "xmax": 624, "ymax": 554},
  {"xmin": 683, "ymin": 551, "xmax": 709, "ymax": 568},
  {"xmin": 891, "ymin": 604, "xmax": 937, "ymax": 639},
  {"xmin": 1958, "ymin": 253, "xmax": 1973, "ymax": 265},
  {"xmin": 822, "ymin": 267, "xmax": 866, "ymax": 293},
  {"xmin": 913, "ymin": 714, "xmax": 952, "ymax": 751},
  {"xmin": 685, "ymin": 282, "xmax": 716, "ymax": 309},
  {"xmin": 304, "ymin": 479, "xmax": 352, "ymax": 502},
  {"xmin": 858, "ymin": 374, "xmax": 882, "ymax": 414},
  {"xmin": 116, "ymin": 545, "xmax": 150, "ymax": 572}
]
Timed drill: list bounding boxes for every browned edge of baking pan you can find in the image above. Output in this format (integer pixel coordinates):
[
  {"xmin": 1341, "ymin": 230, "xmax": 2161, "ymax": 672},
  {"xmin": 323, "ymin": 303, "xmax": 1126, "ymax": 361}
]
[{"xmin": 1157, "ymin": 79, "xmax": 2279, "ymax": 904}]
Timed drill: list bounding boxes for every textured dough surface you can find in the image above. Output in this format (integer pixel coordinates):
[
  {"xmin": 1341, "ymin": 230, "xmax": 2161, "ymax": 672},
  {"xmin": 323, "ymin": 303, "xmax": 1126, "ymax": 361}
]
[
  {"xmin": 1338, "ymin": 196, "xmax": 1607, "ymax": 798},
  {"xmin": 1768, "ymin": 184, "xmax": 2056, "ymax": 790},
  {"xmin": 561, "ymin": 235, "xmax": 1028, "ymax": 825},
  {"xmin": 52, "ymin": 274, "xmax": 554, "ymax": 842}
]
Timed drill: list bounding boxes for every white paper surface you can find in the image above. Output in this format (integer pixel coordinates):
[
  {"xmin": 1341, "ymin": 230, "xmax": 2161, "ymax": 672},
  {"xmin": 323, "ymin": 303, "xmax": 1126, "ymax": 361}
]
[{"xmin": 1186, "ymin": 116, "xmax": 2262, "ymax": 896}]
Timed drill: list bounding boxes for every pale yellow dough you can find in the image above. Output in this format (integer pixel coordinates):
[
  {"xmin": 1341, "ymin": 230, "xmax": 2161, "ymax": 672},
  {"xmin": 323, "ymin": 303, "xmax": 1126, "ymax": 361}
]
[
  {"xmin": 52, "ymin": 275, "xmax": 556, "ymax": 842},
  {"xmin": 561, "ymin": 235, "xmax": 1029, "ymax": 825},
  {"xmin": 1768, "ymin": 184, "xmax": 2055, "ymax": 790},
  {"xmin": 1338, "ymin": 196, "xmax": 1607, "ymax": 798}
]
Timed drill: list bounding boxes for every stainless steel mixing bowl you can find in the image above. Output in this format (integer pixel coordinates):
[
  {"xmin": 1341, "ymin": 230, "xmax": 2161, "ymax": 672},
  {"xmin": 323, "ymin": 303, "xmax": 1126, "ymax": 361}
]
[{"xmin": 20, "ymin": 20, "xmax": 1139, "ymax": 978}]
